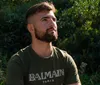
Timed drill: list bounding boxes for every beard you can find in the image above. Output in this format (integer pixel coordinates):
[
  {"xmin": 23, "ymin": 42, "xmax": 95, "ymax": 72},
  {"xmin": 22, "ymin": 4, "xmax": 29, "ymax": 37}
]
[{"xmin": 34, "ymin": 27, "xmax": 58, "ymax": 42}]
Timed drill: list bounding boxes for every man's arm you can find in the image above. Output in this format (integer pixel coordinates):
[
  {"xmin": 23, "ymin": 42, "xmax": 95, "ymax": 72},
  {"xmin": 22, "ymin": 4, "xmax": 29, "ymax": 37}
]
[
  {"xmin": 6, "ymin": 56, "xmax": 24, "ymax": 85},
  {"xmin": 63, "ymin": 52, "xmax": 81, "ymax": 85},
  {"xmin": 68, "ymin": 82, "xmax": 81, "ymax": 85}
]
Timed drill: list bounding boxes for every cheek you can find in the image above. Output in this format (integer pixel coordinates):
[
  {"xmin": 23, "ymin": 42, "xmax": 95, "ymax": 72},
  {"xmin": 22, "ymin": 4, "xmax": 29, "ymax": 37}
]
[
  {"xmin": 35, "ymin": 22, "xmax": 43, "ymax": 29},
  {"xmin": 42, "ymin": 22, "xmax": 48, "ymax": 27},
  {"xmin": 35, "ymin": 23, "xmax": 46, "ymax": 32},
  {"xmin": 37, "ymin": 21, "xmax": 46, "ymax": 27},
  {"xmin": 39, "ymin": 23, "xmax": 48, "ymax": 30}
]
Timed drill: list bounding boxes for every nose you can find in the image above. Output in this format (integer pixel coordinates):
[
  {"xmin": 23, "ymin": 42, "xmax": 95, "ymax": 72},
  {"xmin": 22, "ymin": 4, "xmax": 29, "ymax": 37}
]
[{"xmin": 48, "ymin": 18, "xmax": 57, "ymax": 27}]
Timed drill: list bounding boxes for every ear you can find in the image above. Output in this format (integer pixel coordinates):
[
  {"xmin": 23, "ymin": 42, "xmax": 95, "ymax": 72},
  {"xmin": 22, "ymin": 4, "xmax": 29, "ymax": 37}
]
[{"xmin": 27, "ymin": 24, "xmax": 34, "ymax": 33}]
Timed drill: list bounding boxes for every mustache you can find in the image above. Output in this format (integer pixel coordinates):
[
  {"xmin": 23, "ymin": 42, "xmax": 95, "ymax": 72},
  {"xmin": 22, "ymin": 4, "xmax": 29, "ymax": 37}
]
[{"xmin": 47, "ymin": 26, "xmax": 57, "ymax": 31}]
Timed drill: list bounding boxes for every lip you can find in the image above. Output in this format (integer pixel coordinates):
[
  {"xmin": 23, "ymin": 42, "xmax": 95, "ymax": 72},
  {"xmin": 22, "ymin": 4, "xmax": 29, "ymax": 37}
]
[{"xmin": 48, "ymin": 27, "xmax": 56, "ymax": 31}]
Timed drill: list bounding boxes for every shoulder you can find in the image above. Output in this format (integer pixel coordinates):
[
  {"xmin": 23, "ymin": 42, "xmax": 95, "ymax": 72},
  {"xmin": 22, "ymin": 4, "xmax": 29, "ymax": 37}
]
[
  {"xmin": 53, "ymin": 46, "xmax": 72, "ymax": 59},
  {"xmin": 53, "ymin": 46, "xmax": 76, "ymax": 65},
  {"xmin": 7, "ymin": 45, "xmax": 31, "ymax": 75},
  {"xmin": 9, "ymin": 45, "xmax": 31, "ymax": 63}
]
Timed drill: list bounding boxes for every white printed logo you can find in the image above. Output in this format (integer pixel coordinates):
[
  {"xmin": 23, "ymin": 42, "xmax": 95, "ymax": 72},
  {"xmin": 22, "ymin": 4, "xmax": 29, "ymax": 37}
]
[{"xmin": 29, "ymin": 69, "xmax": 64, "ymax": 83}]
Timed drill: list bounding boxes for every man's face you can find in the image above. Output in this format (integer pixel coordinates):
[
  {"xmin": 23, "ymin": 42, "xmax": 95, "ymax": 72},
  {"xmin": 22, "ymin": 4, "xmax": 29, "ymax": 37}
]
[{"xmin": 30, "ymin": 11, "xmax": 58, "ymax": 42}]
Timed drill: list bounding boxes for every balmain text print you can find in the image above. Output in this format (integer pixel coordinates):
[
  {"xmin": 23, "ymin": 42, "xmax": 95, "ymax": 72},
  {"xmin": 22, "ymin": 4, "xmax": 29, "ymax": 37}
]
[{"xmin": 29, "ymin": 69, "xmax": 64, "ymax": 84}]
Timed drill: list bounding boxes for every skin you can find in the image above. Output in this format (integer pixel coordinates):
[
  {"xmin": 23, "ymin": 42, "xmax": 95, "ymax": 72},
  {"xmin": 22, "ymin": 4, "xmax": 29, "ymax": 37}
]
[{"xmin": 27, "ymin": 10, "xmax": 81, "ymax": 85}]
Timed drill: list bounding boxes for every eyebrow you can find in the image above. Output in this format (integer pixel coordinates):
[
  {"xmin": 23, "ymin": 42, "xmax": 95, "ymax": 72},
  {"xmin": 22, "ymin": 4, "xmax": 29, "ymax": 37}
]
[{"xmin": 41, "ymin": 16, "xmax": 57, "ymax": 21}]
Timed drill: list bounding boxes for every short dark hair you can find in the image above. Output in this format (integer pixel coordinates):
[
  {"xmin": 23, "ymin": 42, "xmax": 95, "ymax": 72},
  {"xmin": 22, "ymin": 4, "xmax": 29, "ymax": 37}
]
[{"xmin": 25, "ymin": 1, "xmax": 56, "ymax": 24}]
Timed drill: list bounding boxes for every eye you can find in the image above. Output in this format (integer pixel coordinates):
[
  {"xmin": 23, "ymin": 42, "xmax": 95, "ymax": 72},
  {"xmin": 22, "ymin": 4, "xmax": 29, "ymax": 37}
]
[
  {"xmin": 42, "ymin": 18, "xmax": 48, "ymax": 21},
  {"xmin": 53, "ymin": 17, "xmax": 57, "ymax": 22}
]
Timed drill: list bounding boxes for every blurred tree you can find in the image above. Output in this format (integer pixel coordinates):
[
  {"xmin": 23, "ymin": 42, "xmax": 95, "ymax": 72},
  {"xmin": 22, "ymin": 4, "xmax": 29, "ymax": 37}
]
[
  {"xmin": 0, "ymin": 0, "xmax": 100, "ymax": 74},
  {"xmin": 57, "ymin": 0, "xmax": 100, "ymax": 73}
]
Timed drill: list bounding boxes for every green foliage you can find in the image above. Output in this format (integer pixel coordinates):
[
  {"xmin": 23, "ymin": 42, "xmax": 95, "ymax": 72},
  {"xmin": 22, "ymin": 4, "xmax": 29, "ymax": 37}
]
[
  {"xmin": 57, "ymin": 0, "xmax": 100, "ymax": 73},
  {"xmin": 0, "ymin": 54, "xmax": 6, "ymax": 85},
  {"xmin": 0, "ymin": 1, "xmax": 33, "ymax": 57},
  {"xmin": 0, "ymin": 70, "xmax": 5, "ymax": 85},
  {"xmin": 80, "ymin": 72, "xmax": 100, "ymax": 85}
]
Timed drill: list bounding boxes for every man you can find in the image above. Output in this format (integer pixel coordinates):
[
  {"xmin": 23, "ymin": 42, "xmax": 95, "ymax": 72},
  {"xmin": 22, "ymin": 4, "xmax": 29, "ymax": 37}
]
[{"xmin": 6, "ymin": 1, "xmax": 81, "ymax": 85}]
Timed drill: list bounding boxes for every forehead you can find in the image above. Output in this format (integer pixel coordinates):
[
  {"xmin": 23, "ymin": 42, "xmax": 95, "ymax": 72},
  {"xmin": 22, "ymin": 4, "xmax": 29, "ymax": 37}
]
[{"xmin": 34, "ymin": 11, "xmax": 56, "ymax": 19}]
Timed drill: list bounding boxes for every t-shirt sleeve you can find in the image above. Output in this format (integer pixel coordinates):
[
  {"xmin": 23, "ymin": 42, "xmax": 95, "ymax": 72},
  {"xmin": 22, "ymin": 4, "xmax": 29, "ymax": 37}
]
[
  {"xmin": 6, "ymin": 55, "xmax": 24, "ymax": 85},
  {"xmin": 64, "ymin": 53, "xmax": 81, "ymax": 84}
]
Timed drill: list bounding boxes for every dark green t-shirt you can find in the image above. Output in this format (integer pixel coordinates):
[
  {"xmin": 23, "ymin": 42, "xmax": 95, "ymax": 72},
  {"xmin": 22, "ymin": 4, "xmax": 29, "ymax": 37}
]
[{"xmin": 6, "ymin": 45, "xmax": 80, "ymax": 85}]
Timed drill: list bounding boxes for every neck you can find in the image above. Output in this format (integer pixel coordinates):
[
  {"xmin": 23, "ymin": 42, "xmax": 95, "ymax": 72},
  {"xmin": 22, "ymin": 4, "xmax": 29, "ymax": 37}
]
[{"xmin": 31, "ymin": 39, "xmax": 53, "ymax": 57}]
